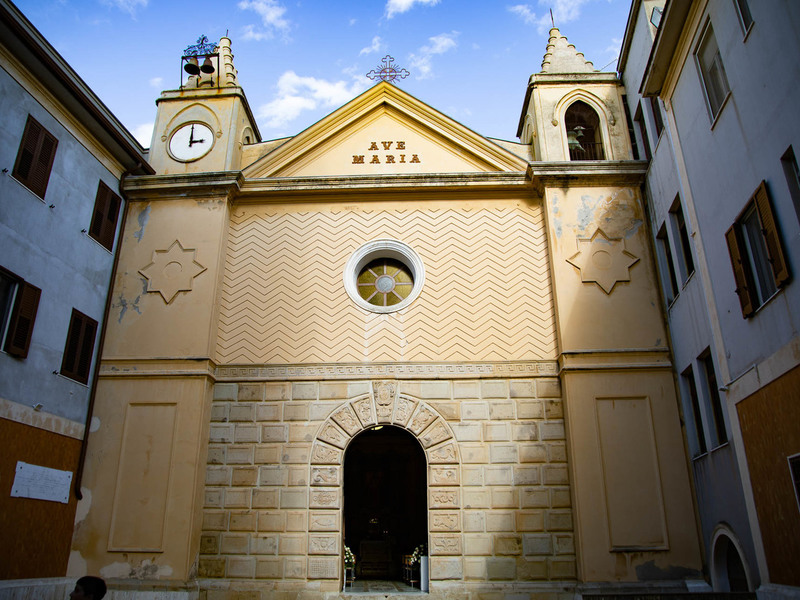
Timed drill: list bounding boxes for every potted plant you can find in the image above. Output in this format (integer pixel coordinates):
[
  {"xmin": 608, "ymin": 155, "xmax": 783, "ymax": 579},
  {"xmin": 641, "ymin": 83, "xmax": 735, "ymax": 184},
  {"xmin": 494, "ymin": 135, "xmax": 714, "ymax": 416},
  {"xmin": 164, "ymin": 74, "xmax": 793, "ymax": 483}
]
[
  {"xmin": 344, "ymin": 545, "xmax": 356, "ymax": 569},
  {"xmin": 343, "ymin": 545, "xmax": 356, "ymax": 588},
  {"xmin": 410, "ymin": 543, "xmax": 428, "ymax": 592}
]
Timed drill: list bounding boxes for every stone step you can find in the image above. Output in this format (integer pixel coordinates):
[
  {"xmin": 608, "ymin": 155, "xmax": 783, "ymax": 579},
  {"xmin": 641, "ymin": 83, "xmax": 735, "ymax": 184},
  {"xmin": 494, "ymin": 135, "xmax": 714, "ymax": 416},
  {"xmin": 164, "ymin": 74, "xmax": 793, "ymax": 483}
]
[{"xmin": 583, "ymin": 594, "xmax": 757, "ymax": 600}]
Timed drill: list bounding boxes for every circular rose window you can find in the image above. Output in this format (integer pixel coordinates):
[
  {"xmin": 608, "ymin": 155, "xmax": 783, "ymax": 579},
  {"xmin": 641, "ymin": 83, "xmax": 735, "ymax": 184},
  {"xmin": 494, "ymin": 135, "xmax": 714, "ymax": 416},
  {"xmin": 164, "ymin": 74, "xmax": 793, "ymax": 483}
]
[{"xmin": 344, "ymin": 240, "xmax": 425, "ymax": 313}]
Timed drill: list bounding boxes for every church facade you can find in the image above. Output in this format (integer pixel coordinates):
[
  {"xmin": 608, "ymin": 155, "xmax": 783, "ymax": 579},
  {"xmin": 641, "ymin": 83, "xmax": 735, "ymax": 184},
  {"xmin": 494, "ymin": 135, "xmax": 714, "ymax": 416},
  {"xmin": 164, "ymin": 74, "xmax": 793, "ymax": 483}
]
[{"xmin": 60, "ymin": 28, "xmax": 707, "ymax": 599}]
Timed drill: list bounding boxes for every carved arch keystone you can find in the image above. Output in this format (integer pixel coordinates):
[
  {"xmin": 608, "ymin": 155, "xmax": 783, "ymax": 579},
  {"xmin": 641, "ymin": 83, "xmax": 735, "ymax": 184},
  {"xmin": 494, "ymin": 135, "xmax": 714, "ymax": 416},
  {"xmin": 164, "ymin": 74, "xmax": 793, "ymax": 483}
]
[{"xmin": 311, "ymin": 381, "xmax": 460, "ymax": 468}]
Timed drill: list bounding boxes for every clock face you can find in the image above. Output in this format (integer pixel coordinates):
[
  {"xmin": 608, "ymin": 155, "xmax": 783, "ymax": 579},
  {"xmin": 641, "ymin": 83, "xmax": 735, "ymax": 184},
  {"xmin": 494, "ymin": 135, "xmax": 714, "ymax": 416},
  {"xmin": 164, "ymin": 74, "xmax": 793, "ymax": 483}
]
[{"xmin": 168, "ymin": 122, "xmax": 215, "ymax": 162}]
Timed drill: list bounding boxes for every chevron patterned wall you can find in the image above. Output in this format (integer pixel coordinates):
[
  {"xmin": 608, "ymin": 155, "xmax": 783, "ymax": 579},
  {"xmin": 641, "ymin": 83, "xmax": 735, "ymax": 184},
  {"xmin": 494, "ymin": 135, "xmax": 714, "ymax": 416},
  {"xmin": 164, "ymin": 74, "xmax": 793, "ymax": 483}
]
[{"xmin": 216, "ymin": 201, "xmax": 556, "ymax": 364}]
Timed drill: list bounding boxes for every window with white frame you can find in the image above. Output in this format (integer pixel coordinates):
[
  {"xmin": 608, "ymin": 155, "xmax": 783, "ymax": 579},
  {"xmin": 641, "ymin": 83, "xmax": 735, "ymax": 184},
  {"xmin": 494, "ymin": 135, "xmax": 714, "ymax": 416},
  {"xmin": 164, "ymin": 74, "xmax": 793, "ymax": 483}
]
[
  {"xmin": 696, "ymin": 24, "xmax": 730, "ymax": 119},
  {"xmin": 790, "ymin": 454, "xmax": 800, "ymax": 513},
  {"xmin": 681, "ymin": 365, "xmax": 707, "ymax": 457},
  {"xmin": 655, "ymin": 223, "xmax": 679, "ymax": 304},
  {"xmin": 781, "ymin": 146, "xmax": 800, "ymax": 224},
  {"xmin": 733, "ymin": 0, "xmax": 753, "ymax": 35},
  {"xmin": 726, "ymin": 181, "xmax": 790, "ymax": 317},
  {"xmin": 669, "ymin": 198, "xmax": 695, "ymax": 284},
  {"xmin": 700, "ymin": 352, "xmax": 727, "ymax": 448},
  {"xmin": 634, "ymin": 103, "xmax": 652, "ymax": 161}
]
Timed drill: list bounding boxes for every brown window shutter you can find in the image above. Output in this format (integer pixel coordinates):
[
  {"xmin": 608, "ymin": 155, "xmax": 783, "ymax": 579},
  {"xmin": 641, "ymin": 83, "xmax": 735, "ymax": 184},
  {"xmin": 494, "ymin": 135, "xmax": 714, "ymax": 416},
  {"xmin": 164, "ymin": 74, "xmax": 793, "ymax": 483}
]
[
  {"xmin": 30, "ymin": 131, "xmax": 57, "ymax": 198},
  {"xmin": 12, "ymin": 116, "xmax": 58, "ymax": 199},
  {"xmin": 4, "ymin": 282, "xmax": 41, "ymax": 358},
  {"xmin": 89, "ymin": 182, "xmax": 121, "ymax": 250},
  {"xmin": 12, "ymin": 118, "xmax": 42, "ymax": 182},
  {"xmin": 725, "ymin": 225, "xmax": 754, "ymax": 317},
  {"xmin": 60, "ymin": 309, "xmax": 98, "ymax": 384},
  {"xmin": 753, "ymin": 180, "xmax": 790, "ymax": 287}
]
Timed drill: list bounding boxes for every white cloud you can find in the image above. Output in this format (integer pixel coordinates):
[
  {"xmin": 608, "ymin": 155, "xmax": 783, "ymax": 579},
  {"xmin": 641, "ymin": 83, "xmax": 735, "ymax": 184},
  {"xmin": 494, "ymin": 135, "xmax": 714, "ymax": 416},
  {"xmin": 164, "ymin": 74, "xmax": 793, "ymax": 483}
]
[
  {"xmin": 605, "ymin": 37, "xmax": 622, "ymax": 56},
  {"xmin": 508, "ymin": 0, "xmax": 590, "ymax": 33},
  {"xmin": 132, "ymin": 122, "xmax": 154, "ymax": 148},
  {"xmin": 508, "ymin": 4, "xmax": 536, "ymax": 24},
  {"xmin": 409, "ymin": 31, "xmax": 458, "ymax": 80},
  {"xmin": 359, "ymin": 36, "xmax": 383, "ymax": 56},
  {"xmin": 257, "ymin": 71, "xmax": 370, "ymax": 129},
  {"xmin": 149, "ymin": 77, "xmax": 163, "ymax": 88},
  {"xmin": 422, "ymin": 32, "xmax": 457, "ymax": 55},
  {"xmin": 101, "ymin": 0, "xmax": 147, "ymax": 15},
  {"xmin": 349, "ymin": 18, "xmax": 357, "ymax": 26},
  {"xmin": 238, "ymin": 0, "xmax": 289, "ymax": 40},
  {"xmin": 386, "ymin": 0, "xmax": 440, "ymax": 19}
]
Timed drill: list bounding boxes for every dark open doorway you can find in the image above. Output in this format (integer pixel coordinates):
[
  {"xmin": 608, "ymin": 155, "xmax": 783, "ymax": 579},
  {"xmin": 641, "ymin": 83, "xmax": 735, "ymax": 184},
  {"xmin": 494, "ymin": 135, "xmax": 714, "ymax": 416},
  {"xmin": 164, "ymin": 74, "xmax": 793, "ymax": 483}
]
[{"xmin": 344, "ymin": 425, "xmax": 427, "ymax": 581}]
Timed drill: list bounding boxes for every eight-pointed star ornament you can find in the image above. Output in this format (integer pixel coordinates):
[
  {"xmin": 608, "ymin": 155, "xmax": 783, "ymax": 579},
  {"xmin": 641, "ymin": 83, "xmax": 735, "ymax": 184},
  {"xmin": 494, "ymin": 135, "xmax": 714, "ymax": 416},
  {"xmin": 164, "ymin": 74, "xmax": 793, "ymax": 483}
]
[
  {"xmin": 139, "ymin": 240, "xmax": 207, "ymax": 304},
  {"xmin": 566, "ymin": 228, "xmax": 639, "ymax": 294}
]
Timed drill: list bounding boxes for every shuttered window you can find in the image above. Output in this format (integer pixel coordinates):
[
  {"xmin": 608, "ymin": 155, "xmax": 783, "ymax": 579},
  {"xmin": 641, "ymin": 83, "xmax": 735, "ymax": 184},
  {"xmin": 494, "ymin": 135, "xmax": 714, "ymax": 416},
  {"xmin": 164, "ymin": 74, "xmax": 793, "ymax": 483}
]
[
  {"xmin": 12, "ymin": 115, "xmax": 58, "ymax": 199},
  {"xmin": 0, "ymin": 269, "xmax": 41, "ymax": 359},
  {"xmin": 726, "ymin": 180, "xmax": 790, "ymax": 317},
  {"xmin": 60, "ymin": 309, "xmax": 98, "ymax": 384},
  {"xmin": 89, "ymin": 181, "xmax": 122, "ymax": 251}
]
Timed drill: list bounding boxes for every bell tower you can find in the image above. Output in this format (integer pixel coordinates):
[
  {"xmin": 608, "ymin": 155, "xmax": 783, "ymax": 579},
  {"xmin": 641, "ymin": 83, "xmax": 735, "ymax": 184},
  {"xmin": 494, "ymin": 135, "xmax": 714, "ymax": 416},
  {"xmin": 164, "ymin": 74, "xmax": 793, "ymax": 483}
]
[
  {"xmin": 517, "ymin": 27, "xmax": 703, "ymax": 584},
  {"xmin": 517, "ymin": 27, "xmax": 631, "ymax": 161},
  {"xmin": 147, "ymin": 35, "xmax": 260, "ymax": 174}
]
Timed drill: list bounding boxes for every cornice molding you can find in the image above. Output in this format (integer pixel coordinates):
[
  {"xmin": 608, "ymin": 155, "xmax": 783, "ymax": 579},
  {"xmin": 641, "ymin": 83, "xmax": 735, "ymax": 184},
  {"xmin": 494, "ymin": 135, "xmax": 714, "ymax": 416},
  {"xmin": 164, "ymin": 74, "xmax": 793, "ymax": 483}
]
[
  {"xmin": 98, "ymin": 359, "xmax": 559, "ymax": 381},
  {"xmin": 121, "ymin": 171, "xmax": 243, "ymax": 200},
  {"xmin": 239, "ymin": 171, "xmax": 531, "ymax": 196},
  {"xmin": 121, "ymin": 162, "xmax": 647, "ymax": 202},
  {"xmin": 529, "ymin": 160, "xmax": 648, "ymax": 190},
  {"xmin": 99, "ymin": 358, "xmax": 217, "ymax": 379},
  {"xmin": 529, "ymin": 72, "xmax": 620, "ymax": 85},
  {"xmin": 559, "ymin": 348, "xmax": 673, "ymax": 372},
  {"xmin": 216, "ymin": 361, "xmax": 559, "ymax": 381}
]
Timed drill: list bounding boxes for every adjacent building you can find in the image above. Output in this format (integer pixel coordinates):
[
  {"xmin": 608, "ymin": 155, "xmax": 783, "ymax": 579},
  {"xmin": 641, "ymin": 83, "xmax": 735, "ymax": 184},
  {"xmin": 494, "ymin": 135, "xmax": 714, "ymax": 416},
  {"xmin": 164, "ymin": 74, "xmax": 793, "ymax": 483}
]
[
  {"xmin": 0, "ymin": 0, "xmax": 150, "ymax": 584},
  {"xmin": 618, "ymin": 0, "xmax": 800, "ymax": 596}
]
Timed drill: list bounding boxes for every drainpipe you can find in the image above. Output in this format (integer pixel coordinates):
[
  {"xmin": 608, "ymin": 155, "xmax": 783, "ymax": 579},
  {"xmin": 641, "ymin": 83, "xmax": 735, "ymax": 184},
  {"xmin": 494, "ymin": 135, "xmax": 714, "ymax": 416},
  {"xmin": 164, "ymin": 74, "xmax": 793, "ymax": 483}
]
[{"xmin": 74, "ymin": 166, "xmax": 137, "ymax": 499}]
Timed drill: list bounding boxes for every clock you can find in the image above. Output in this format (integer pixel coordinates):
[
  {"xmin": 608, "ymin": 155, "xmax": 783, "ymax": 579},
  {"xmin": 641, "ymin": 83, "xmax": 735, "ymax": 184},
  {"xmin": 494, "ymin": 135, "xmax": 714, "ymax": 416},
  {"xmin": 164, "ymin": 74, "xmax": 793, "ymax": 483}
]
[{"xmin": 168, "ymin": 122, "xmax": 215, "ymax": 162}]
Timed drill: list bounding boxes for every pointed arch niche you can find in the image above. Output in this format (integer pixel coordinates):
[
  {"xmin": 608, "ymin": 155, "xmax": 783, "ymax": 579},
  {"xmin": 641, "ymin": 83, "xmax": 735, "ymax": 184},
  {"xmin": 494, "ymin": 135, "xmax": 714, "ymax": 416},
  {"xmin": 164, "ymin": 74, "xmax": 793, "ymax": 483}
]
[
  {"xmin": 555, "ymin": 91, "xmax": 614, "ymax": 161},
  {"xmin": 309, "ymin": 381, "xmax": 461, "ymax": 588}
]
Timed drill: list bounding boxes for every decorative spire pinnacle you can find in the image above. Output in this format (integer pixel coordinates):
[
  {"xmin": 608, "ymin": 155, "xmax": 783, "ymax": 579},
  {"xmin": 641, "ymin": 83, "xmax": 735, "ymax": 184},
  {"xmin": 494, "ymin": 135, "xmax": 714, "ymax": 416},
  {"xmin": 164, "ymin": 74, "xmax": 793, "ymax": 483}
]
[
  {"xmin": 540, "ymin": 27, "xmax": 596, "ymax": 74},
  {"xmin": 366, "ymin": 55, "xmax": 410, "ymax": 84},
  {"xmin": 218, "ymin": 37, "xmax": 239, "ymax": 87}
]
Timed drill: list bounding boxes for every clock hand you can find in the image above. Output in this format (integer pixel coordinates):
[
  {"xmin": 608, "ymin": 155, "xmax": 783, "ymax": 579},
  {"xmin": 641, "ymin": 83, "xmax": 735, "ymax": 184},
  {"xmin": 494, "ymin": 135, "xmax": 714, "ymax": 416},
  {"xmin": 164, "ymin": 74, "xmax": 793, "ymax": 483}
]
[{"xmin": 189, "ymin": 124, "xmax": 195, "ymax": 145}]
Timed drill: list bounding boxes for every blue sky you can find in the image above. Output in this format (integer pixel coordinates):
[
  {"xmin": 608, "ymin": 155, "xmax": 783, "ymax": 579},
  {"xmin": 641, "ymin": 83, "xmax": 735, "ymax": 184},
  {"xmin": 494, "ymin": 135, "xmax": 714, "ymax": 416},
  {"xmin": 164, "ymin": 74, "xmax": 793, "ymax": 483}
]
[{"xmin": 15, "ymin": 0, "xmax": 632, "ymax": 148}]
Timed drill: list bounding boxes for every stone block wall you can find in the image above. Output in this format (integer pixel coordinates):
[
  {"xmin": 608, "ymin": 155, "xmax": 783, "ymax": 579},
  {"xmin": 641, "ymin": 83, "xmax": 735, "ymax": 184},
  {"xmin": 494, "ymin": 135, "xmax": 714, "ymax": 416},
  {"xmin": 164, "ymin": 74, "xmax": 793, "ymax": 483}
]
[{"xmin": 199, "ymin": 375, "xmax": 575, "ymax": 591}]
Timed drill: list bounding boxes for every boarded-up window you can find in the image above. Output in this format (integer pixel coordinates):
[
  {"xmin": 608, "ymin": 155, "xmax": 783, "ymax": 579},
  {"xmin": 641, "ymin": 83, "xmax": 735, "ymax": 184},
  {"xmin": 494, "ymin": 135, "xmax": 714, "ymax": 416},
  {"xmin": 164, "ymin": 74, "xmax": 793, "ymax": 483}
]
[
  {"xmin": 89, "ymin": 181, "xmax": 122, "ymax": 251},
  {"xmin": 726, "ymin": 180, "xmax": 790, "ymax": 317},
  {"xmin": 60, "ymin": 309, "xmax": 98, "ymax": 384},
  {"xmin": 1, "ymin": 269, "xmax": 41, "ymax": 359},
  {"xmin": 12, "ymin": 116, "xmax": 58, "ymax": 199}
]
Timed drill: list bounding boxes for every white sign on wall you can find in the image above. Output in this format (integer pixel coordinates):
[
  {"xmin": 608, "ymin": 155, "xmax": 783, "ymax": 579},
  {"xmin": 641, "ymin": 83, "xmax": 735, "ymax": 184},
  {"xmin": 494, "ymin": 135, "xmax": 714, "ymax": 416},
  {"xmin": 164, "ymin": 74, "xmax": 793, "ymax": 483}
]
[{"xmin": 10, "ymin": 461, "xmax": 72, "ymax": 504}]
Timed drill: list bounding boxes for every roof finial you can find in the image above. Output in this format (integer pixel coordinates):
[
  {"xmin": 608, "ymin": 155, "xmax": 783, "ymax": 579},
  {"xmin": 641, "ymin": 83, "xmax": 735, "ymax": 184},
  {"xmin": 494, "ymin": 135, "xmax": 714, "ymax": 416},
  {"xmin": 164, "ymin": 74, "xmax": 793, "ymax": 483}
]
[{"xmin": 550, "ymin": 8, "xmax": 555, "ymax": 28}]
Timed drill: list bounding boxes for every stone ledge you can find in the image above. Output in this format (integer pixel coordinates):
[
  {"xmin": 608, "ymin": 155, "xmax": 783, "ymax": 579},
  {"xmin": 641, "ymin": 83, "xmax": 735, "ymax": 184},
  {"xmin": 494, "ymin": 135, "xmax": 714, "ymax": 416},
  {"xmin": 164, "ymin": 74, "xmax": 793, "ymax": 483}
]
[{"xmin": 216, "ymin": 361, "xmax": 559, "ymax": 381}]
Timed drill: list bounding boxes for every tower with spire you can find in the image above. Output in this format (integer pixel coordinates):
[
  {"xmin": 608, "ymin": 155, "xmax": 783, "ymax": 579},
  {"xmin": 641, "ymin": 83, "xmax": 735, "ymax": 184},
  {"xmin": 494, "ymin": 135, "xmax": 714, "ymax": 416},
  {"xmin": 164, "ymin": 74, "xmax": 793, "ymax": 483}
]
[{"xmin": 517, "ymin": 27, "xmax": 632, "ymax": 162}]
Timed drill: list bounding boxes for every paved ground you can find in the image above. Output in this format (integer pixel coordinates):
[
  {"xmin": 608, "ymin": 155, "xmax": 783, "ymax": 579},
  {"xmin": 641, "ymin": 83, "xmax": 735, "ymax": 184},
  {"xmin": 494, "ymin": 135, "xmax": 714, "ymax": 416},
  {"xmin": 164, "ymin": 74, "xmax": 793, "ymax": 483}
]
[{"xmin": 342, "ymin": 579, "xmax": 424, "ymax": 594}]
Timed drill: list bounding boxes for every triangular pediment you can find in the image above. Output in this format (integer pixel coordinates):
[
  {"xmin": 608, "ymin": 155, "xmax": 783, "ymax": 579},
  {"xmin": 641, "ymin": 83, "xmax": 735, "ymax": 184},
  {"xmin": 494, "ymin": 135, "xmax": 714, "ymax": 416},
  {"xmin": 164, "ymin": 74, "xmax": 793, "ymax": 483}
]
[{"xmin": 243, "ymin": 82, "xmax": 528, "ymax": 178}]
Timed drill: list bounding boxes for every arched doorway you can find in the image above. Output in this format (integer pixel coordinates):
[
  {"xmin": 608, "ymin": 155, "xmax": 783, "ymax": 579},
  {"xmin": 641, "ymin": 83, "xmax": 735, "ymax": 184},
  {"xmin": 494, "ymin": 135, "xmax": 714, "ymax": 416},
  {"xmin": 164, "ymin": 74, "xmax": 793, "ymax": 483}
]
[
  {"xmin": 343, "ymin": 425, "xmax": 427, "ymax": 581},
  {"xmin": 712, "ymin": 532, "xmax": 750, "ymax": 592}
]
